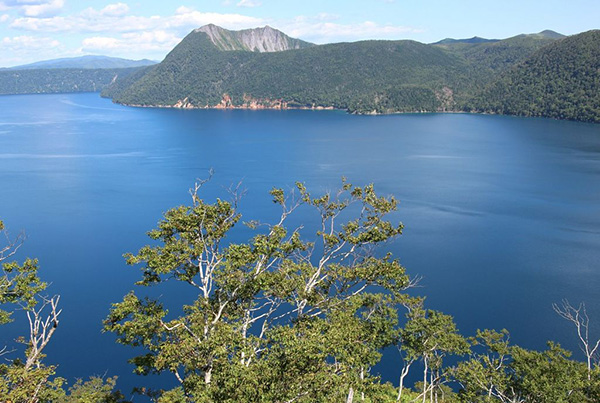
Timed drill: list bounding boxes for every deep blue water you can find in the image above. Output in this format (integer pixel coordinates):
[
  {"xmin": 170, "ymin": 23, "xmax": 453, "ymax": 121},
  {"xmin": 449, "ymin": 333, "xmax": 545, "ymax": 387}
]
[{"xmin": 1, "ymin": 92, "xmax": 600, "ymax": 394}]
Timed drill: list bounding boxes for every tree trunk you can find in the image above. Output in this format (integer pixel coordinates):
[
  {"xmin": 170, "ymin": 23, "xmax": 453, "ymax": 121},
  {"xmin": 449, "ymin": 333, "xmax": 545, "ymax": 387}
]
[
  {"xmin": 346, "ymin": 386, "xmax": 354, "ymax": 403},
  {"xmin": 422, "ymin": 358, "xmax": 428, "ymax": 403}
]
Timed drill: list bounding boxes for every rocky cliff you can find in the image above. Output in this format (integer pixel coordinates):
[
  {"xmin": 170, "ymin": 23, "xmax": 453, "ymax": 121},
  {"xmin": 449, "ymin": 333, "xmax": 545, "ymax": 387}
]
[{"xmin": 194, "ymin": 24, "xmax": 313, "ymax": 52}]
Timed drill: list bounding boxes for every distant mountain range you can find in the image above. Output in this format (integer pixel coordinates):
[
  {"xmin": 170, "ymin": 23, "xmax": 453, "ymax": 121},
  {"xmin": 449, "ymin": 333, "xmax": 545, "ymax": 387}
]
[
  {"xmin": 433, "ymin": 37, "xmax": 500, "ymax": 45},
  {"xmin": 6, "ymin": 55, "xmax": 157, "ymax": 70},
  {"xmin": 1, "ymin": 26, "xmax": 598, "ymax": 123},
  {"xmin": 433, "ymin": 30, "xmax": 564, "ymax": 45},
  {"xmin": 0, "ymin": 56, "xmax": 157, "ymax": 95}
]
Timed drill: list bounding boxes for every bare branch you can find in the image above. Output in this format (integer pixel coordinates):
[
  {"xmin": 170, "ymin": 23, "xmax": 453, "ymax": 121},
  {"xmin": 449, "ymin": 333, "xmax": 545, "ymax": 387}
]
[
  {"xmin": 553, "ymin": 299, "xmax": 600, "ymax": 379},
  {"xmin": 24, "ymin": 295, "xmax": 61, "ymax": 371}
]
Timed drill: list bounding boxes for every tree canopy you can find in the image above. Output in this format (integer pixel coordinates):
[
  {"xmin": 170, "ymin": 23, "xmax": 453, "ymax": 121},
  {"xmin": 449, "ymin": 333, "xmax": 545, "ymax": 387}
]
[{"xmin": 2, "ymin": 179, "xmax": 600, "ymax": 402}]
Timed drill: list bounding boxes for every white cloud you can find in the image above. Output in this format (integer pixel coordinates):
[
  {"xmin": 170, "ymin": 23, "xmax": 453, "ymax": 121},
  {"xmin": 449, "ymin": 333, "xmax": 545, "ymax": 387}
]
[
  {"xmin": 0, "ymin": 0, "xmax": 64, "ymax": 17},
  {"xmin": 0, "ymin": 34, "xmax": 64, "ymax": 66},
  {"xmin": 0, "ymin": 13, "xmax": 9, "ymax": 22},
  {"xmin": 82, "ymin": 30, "xmax": 181, "ymax": 55},
  {"xmin": 281, "ymin": 15, "xmax": 422, "ymax": 44},
  {"xmin": 236, "ymin": 0, "xmax": 262, "ymax": 7},
  {"xmin": 99, "ymin": 2, "xmax": 129, "ymax": 17},
  {"xmin": 2, "ymin": 34, "xmax": 59, "ymax": 48},
  {"xmin": 11, "ymin": 6, "xmax": 265, "ymax": 34}
]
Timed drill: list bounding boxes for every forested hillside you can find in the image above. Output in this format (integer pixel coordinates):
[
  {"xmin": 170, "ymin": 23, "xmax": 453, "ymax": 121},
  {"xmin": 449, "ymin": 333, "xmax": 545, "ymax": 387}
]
[
  {"xmin": 472, "ymin": 30, "xmax": 600, "ymax": 122},
  {"xmin": 106, "ymin": 28, "xmax": 472, "ymax": 114},
  {"xmin": 4, "ymin": 25, "xmax": 598, "ymax": 123},
  {"xmin": 0, "ymin": 67, "xmax": 143, "ymax": 95},
  {"xmin": 105, "ymin": 25, "xmax": 600, "ymax": 121}
]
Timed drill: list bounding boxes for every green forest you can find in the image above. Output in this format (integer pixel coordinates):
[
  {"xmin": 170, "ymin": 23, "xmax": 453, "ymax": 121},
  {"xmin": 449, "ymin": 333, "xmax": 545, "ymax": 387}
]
[
  {"xmin": 2, "ymin": 180, "xmax": 600, "ymax": 402},
  {"xmin": 0, "ymin": 68, "xmax": 142, "ymax": 95},
  {"xmin": 2, "ymin": 27, "xmax": 598, "ymax": 123},
  {"xmin": 471, "ymin": 30, "xmax": 600, "ymax": 122},
  {"xmin": 102, "ymin": 27, "xmax": 600, "ymax": 123}
]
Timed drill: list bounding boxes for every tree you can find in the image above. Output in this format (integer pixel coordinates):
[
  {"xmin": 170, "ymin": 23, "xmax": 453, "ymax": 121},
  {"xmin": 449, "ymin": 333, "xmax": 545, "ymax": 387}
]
[
  {"xmin": 0, "ymin": 219, "xmax": 63, "ymax": 403},
  {"xmin": 105, "ymin": 178, "xmax": 414, "ymax": 402},
  {"xmin": 453, "ymin": 329, "xmax": 523, "ymax": 403},
  {"xmin": 398, "ymin": 301, "xmax": 469, "ymax": 403},
  {"xmin": 453, "ymin": 330, "xmax": 599, "ymax": 403},
  {"xmin": 552, "ymin": 299, "xmax": 600, "ymax": 380},
  {"xmin": 0, "ymin": 219, "xmax": 125, "ymax": 403}
]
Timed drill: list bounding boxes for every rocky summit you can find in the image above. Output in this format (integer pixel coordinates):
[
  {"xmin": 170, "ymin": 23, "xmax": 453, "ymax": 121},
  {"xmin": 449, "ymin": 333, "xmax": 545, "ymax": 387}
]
[{"xmin": 193, "ymin": 24, "xmax": 314, "ymax": 52}]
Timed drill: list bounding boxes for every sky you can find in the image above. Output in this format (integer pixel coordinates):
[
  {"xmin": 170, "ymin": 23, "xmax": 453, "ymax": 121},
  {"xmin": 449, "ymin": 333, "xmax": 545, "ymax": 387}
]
[{"xmin": 0, "ymin": 0, "xmax": 598, "ymax": 67}]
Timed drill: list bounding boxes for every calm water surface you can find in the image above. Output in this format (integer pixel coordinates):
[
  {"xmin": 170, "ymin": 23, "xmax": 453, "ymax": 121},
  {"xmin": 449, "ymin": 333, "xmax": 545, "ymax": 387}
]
[{"xmin": 1, "ymin": 93, "xmax": 600, "ymax": 393}]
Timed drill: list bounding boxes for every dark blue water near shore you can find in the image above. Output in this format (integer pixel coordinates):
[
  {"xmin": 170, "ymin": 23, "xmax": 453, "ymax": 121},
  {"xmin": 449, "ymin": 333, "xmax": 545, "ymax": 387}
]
[{"xmin": 1, "ymin": 93, "xmax": 600, "ymax": 394}]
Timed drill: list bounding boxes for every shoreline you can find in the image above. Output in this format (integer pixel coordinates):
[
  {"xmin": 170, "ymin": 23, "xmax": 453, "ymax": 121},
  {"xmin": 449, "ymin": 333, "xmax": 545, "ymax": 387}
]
[
  {"xmin": 113, "ymin": 99, "xmax": 459, "ymax": 116},
  {"xmin": 113, "ymin": 100, "xmax": 598, "ymax": 124}
]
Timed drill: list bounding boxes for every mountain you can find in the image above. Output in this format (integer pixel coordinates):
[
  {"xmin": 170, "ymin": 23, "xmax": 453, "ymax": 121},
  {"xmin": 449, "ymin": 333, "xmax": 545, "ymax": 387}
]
[
  {"xmin": 7, "ymin": 56, "xmax": 157, "ymax": 70},
  {"xmin": 472, "ymin": 30, "xmax": 600, "ymax": 123},
  {"xmin": 433, "ymin": 37, "xmax": 499, "ymax": 45},
  {"xmin": 104, "ymin": 25, "xmax": 472, "ymax": 113},
  {"xmin": 106, "ymin": 26, "xmax": 576, "ymax": 115},
  {"xmin": 7, "ymin": 24, "xmax": 589, "ymax": 123},
  {"xmin": 533, "ymin": 29, "xmax": 566, "ymax": 39},
  {"xmin": 435, "ymin": 31, "xmax": 564, "ymax": 73},
  {"xmin": 195, "ymin": 24, "xmax": 314, "ymax": 52}
]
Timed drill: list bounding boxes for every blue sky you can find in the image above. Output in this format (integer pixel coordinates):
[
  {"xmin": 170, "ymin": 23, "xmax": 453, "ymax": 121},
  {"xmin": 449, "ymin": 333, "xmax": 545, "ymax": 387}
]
[{"xmin": 0, "ymin": 0, "xmax": 598, "ymax": 67}]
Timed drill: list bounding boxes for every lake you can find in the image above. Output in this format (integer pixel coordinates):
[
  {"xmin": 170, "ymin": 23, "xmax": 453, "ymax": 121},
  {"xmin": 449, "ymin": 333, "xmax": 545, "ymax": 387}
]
[{"xmin": 1, "ymin": 92, "xmax": 600, "ymax": 394}]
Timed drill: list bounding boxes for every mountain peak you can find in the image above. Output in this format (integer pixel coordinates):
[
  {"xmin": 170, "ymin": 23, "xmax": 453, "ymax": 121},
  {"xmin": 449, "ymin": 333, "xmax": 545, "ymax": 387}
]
[
  {"xmin": 194, "ymin": 24, "xmax": 313, "ymax": 53},
  {"xmin": 537, "ymin": 30, "xmax": 565, "ymax": 39},
  {"xmin": 433, "ymin": 36, "xmax": 499, "ymax": 45}
]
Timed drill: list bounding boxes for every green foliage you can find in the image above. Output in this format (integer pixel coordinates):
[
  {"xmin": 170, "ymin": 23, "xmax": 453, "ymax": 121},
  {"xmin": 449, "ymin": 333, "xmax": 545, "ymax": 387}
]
[
  {"xmin": 107, "ymin": 31, "xmax": 470, "ymax": 113},
  {"xmin": 57, "ymin": 377, "xmax": 127, "ymax": 403},
  {"xmin": 472, "ymin": 30, "xmax": 600, "ymax": 123},
  {"xmin": 0, "ymin": 219, "xmax": 125, "ymax": 402},
  {"xmin": 453, "ymin": 330, "xmax": 600, "ymax": 402},
  {"xmin": 105, "ymin": 179, "xmax": 411, "ymax": 402},
  {"xmin": 104, "ymin": 26, "xmax": 600, "ymax": 123},
  {"xmin": 0, "ymin": 258, "xmax": 46, "ymax": 324},
  {"xmin": 0, "ymin": 67, "xmax": 146, "ymax": 95}
]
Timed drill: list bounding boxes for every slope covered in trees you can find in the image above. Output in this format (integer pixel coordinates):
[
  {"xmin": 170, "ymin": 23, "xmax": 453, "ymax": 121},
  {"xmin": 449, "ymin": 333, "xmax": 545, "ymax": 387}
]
[
  {"xmin": 4, "ymin": 25, "xmax": 599, "ymax": 122},
  {"xmin": 435, "ymin": 30, "xmax": 564, "ymax": 73},
  {"xmin": 472, "ymin": 30, "xmax": 600, "ymax": 123},
  {"xmin": 0, "ymin": 67, "xmax": 144, "ymax": 95},
  {"xmin": 105, "ymin": 25, "xmax": 600, "ymax": 122},
  {"xmin": 106, "ymin": 27, "xmax": 471, "ymax": 114},
  {"xmin": 104, "ymin": 26, "xmax": 600, "ymax": 123}
]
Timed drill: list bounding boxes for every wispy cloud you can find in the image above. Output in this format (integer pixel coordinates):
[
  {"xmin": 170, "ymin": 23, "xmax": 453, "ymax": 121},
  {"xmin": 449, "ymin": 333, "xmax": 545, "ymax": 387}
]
[
  {"xmin": 2, "ymin": 34, "xmax": 59, "ymax": 48},
  {"xmin": 0, "ymin": 0, "xmax": 64, "ymax": 17},
  {"xmin": 1, "ymin": 34, "xmax": 62, "ymax": 65},
  {"xmin": 236, "ymin": 0, "xmax": 262, "ymax": 7},
  {"xmin": 281, "ymin": 15, "xmax": 422, "ymax": 44},
  {"xmin": 11, "ymin": 4, "xmax": 265, "ymax": 34},
  {"xmin": 82, "ymin": 30, "xmax": 181, "ymax": 55}
]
